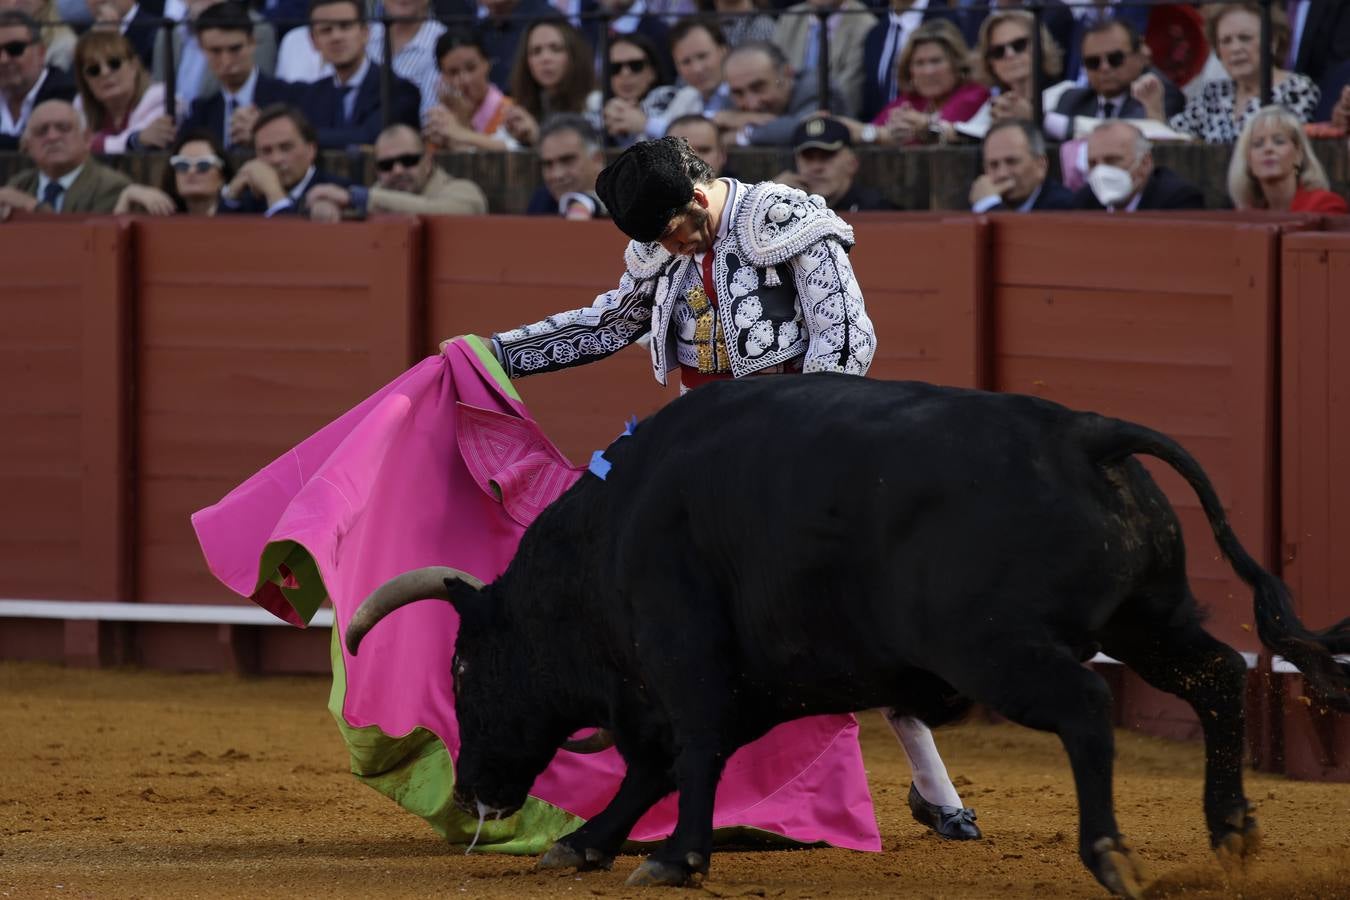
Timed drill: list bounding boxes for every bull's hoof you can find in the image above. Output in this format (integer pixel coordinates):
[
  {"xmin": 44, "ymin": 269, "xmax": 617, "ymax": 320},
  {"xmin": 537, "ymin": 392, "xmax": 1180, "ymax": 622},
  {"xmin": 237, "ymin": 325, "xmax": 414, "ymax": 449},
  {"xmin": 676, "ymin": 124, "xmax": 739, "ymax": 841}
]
[
  {"xmin": 624, "ymin": 853, "xmax": 707, "ymax": 887},
  {"xmin": 1090, "ymin": 835, "xmax": 1149, "ymax": 900},
  {"xmin": 907, "ymin": 783, "xmax": 982, "ymax": 840},
  {"xmin": 1213, "ymin": 806, "xmax": 1262, "ymax": 874},
  {"xmin": 537, "ymin": 841, "xmax": 613, "ymax": 872}
]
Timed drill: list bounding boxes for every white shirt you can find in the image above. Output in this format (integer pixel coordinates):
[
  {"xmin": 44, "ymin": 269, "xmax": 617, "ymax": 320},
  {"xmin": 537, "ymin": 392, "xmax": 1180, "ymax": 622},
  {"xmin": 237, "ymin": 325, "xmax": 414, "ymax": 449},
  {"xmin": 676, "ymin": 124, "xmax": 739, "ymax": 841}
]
[
  {"xmin": 36, "ymin": 163, "xmax": 85, "ymax": 212},
  {"xmin": 1, "ymin": 68, "xmax": 49, "ymax": 138},
  {"xmin": 275, "ymin": 26, "xmax": 332, "ymax": 83},
  {"xmin": 367, "ymin": 18, "xmax": 446, "ymax": 117},
  {"xmin": 118, "ymin": 2, "xmax": 140, "ymax": 32}
]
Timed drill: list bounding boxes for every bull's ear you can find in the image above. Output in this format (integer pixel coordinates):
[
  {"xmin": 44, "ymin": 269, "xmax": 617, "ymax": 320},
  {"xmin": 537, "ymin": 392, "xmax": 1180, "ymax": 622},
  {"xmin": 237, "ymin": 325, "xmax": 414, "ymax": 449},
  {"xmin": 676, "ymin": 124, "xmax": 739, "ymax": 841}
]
[{"xmin": 443, "ymin": 577, "xmax": 488, "ymax": 622}]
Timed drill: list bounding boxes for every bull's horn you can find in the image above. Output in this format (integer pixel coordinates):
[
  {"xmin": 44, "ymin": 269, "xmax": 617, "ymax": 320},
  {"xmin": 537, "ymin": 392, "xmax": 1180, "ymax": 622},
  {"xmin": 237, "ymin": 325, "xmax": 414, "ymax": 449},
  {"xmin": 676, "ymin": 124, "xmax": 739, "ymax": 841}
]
[
  {"xmin": 561, "ymin": 729, "xmax": 615, "ymax": 754},
  {"xmin": 346, "ymin": 566, "xmax": 485, "ymax": 655}
]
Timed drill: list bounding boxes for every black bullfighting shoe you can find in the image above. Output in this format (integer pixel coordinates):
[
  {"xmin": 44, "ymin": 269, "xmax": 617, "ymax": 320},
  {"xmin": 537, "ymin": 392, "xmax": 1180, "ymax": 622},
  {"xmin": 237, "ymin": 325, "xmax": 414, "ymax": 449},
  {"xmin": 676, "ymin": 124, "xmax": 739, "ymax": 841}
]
[{"xmin": 908, "ymin": 782, "xmax": 982, "ymax": 840}]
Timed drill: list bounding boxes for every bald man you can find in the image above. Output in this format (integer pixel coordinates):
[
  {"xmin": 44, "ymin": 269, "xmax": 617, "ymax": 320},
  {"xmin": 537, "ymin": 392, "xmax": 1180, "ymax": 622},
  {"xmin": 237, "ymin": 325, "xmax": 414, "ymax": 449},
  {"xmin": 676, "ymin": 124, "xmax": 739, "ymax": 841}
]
[{"xmin": 0, "ymin": 99, "xmax": 129, "ymax": 218}]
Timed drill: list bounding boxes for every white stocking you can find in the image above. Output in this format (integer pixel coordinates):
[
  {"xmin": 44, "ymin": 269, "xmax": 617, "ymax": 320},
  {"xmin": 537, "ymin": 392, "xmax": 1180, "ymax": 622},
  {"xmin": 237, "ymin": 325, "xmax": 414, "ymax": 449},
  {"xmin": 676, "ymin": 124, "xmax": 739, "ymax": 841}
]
[{"xmin": 882, "ymin": 711, "xmax": 964, "ymax": 808}]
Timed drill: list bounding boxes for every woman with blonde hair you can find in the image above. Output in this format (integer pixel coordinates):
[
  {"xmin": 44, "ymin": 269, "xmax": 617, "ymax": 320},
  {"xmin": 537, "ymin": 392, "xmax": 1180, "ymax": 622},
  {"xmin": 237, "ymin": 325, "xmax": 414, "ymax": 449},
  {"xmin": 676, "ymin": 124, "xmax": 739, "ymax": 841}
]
[
  {"xmin": 72, "ymin": 29, "xmax": 173, "ymax": 153},
  {"xmin": 869, "ymin": 19, "xmax": 988, "ymax": 145},
  {"xmin": 961, "ymin": 9, "xmax": 1071, "ymax": 138},
  {"xmin": 1138, "ymin": 3, "xmax": 1317, "ymax": 144},
  {"xmin": 1228, "ymin": 105, "xmax": 1346, "ymax": 212}
]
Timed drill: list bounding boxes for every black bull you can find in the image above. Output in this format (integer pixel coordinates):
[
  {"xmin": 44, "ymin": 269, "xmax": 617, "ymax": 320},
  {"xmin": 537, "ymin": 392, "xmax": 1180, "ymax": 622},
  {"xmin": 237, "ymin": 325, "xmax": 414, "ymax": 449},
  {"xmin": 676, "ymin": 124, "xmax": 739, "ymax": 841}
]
[{"xmin": 347, "ymin": 374, "xmax": 1350, "ymax": 897}]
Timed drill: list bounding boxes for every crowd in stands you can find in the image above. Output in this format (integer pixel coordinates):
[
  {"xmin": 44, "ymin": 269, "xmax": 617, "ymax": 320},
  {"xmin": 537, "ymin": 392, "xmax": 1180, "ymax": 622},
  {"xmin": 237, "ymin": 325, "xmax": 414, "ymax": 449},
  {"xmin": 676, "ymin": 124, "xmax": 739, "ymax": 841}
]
[{"xmin": 2, "ymin": 0, "xmax": 1350, "ymax": 221}]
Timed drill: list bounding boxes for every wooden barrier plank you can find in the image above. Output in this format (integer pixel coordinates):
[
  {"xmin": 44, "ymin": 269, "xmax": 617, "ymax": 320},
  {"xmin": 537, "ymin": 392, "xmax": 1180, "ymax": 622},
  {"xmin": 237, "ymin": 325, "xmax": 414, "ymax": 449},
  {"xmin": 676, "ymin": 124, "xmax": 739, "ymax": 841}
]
[
  {"xmin": 0, "ymin": 222, "xmax": 128, "ymax": 622},
  {"xmin": 133, "ymin": 217, "xmax": 421, "ymax": 608}
]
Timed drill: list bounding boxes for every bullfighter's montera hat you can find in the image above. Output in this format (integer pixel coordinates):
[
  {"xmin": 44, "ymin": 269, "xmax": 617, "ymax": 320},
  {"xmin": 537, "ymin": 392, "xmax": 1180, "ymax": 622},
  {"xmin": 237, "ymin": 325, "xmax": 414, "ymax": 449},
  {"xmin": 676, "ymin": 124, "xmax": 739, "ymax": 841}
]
[{"xmin": 595, "ymin": 136, "xmax": 696, "ymax": 244}]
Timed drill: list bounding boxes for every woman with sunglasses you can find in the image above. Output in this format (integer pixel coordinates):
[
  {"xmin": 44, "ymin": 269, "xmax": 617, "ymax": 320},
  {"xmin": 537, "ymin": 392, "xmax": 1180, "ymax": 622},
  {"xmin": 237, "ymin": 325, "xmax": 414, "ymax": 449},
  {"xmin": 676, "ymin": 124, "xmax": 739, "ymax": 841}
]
[
  {"xmin": 111, "ymin": 129, "xmax": 235, "ymax": 215},
  {"xmin": 958, "ymin": 11, "xmax": 1071, "ymax": 139},
  {"xmin": 501, "ymin": 18, "xmax": 600, "ymax": 149},
  {"xmin": 72, "ymin": 29, "xmax": 173, "ymax": 154},
  {"xmin": 423, "ymin": 29, "xmax": 519, "ymax": 153},
  {"xmin": 858, "ymin": 20, "xmax": 987, "ymax": 146},
  {"xmin": 603, "ymin": 33, "xmax": 677, "ymax": 149},
  {"xmin": 1136, "ymin": 4, "xmax": 1318, "ymax": 145}
]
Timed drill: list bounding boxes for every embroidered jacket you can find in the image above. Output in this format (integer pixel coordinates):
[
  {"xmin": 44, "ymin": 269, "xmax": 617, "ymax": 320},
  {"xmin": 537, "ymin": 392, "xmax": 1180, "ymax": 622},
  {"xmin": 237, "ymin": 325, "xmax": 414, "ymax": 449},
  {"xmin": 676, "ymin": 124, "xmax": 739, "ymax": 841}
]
[{"xmin": 493, "ymin": 180, "xmax": 876, "ymax": 385}]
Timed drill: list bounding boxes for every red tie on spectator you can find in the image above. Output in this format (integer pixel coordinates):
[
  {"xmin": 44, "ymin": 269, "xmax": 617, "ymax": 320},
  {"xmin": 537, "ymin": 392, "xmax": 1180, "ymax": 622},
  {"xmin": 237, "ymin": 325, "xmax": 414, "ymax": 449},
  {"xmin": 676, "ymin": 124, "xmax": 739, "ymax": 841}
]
[{"xmin": 700, "ymin": 250, "xmax": 718, "ymax": 309}]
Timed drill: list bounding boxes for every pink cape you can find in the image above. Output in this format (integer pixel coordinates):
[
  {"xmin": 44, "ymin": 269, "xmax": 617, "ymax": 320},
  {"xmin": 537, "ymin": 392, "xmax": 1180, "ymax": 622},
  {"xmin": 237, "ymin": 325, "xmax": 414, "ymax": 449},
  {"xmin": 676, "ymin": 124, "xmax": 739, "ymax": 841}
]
[{"xmin": 191, "ymin": 337, "xmax": 880, "ymax": 853}]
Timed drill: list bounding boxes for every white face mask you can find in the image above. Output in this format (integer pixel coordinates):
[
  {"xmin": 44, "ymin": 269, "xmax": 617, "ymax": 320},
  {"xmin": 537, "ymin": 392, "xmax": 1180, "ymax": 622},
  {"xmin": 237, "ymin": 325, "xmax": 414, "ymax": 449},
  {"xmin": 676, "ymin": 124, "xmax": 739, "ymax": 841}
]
[{"xmin": 1087, "ymin": 163, "xmax": 1136, "ymax": 208}]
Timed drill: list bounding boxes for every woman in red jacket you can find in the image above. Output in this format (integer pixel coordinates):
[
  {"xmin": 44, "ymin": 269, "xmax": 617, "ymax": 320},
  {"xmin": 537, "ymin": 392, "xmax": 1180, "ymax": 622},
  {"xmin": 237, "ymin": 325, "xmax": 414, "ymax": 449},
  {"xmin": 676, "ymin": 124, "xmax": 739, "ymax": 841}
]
[{"xmin": 1228, "ymin": 105, "xmax": 1348, "ymax": 213}]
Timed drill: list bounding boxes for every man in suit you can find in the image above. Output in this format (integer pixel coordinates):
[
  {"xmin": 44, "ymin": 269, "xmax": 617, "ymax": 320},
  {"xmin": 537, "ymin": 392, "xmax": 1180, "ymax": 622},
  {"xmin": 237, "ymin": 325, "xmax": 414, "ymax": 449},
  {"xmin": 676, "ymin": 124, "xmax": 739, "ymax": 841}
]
[
  {"xmin": 0, "ymin": 11, "xmax": 77, "ymax": 152},
  {"xmin": 861, "ymin": 0, "xmax": 963, "ymax": 122},
  {"xmin": 1073, "ymin": 120, "xmax": 1204, "ymax": 212},
  {"xmin": 716, "ymin": 41, "xmax": 848, "ymax": 147},
  {"xmin": 1290, "ymin": 0, "xmax": 1350, "ymax": 88},
  {"xmin": 152, "ymin": 0, "xmax": 278, "ymax": 108},
  {"xmin": 1058, "ymin": 0, "xmax": 1148, "ymax": 80},
  {"xmin": 293, "ymin": 0, "xmax": 419, "ymax": 150},
  {"xmin": 1051, "ymin": 19, "xmax": 1184, "ymax": 138},
  {"xmin": 218, "ymin": 102, "xmax": 351, "ymax": 216},
  {"xmin": 773, "ymin": 0, "xmax": 873, "ymax": 119},
  {"xmin": 0, "ymin": 99, "xmax": 130, "ymax": 218},
  {"xmin": 525, "ymin": 114, "xmax": 606, "ymax": 218},
  {"xmin": 970, "ymin": 118, "xmax": 1074, "ymax": 213},
  {"xmin": 180, "ymin": 1, "xmax": 294, "ymax": 149},
  {"xmin": 84, "ymin": 0, "xmax": 164, "ymax": 69}
]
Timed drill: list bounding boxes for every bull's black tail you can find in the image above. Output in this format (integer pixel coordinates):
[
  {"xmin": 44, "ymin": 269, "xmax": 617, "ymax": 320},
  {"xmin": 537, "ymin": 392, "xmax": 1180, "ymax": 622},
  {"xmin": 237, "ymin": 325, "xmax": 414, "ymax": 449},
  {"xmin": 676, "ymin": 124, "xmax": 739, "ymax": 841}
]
[{"xmin": 1076, "ymin": 415, "xmax": 1350, "ymax": 712}]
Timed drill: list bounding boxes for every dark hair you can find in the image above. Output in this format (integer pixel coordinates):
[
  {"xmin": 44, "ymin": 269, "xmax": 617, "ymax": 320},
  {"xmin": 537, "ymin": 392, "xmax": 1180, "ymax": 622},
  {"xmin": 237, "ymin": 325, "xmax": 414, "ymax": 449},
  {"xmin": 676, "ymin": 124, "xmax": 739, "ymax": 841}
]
[
  {"xmin": 1080, "ymin": 17, "xmax": 1142, "ymax": 54},
  {"xmin": 193, "ymin": 1, "xmax": 254, "ymax": 37},
  {"xmin": 671, "ymin": 135, "xmax": 714, "ymax": 186},
  {"xmin": 0, "ymin": 9, "xmax": 41, "ymax": 43},
  {"xmin": 434, "ymin": 27, "xmax": 488, "ymax": 67},
  {"xmin": 667, "ymin": 113, "xmax": 717, "ymax": 135},
  {"xmin": 609, "ymin": 32, "xmax": 671, "ymax": 95},
  {"xmin": 161, "ymin": 129, "xmax": 236, "ymax": 211},
  {"xmin": 308, "ymin": 0, "xmax": 366, "ymax": 25},
  {"xmin": 252, "ymin": 103, "xmax": 319, "ymax": 144},
  {"xmin": 669, "ymin": 15, "xmax": 726, "ymax": 52},
  {"xmin": 538, "ymin": 112, "xmax": 600, "ymax": 152},
  {"xmin": 509, "ymin": 18, "xmax": 595, "ymax": 123},
  {"xmin": 726, "ymin": 39, "xmax": 788, "ymax": 72},
  {"xmin": 984, "ymin": 118, "xmax": 1046, "ymax": 157}
]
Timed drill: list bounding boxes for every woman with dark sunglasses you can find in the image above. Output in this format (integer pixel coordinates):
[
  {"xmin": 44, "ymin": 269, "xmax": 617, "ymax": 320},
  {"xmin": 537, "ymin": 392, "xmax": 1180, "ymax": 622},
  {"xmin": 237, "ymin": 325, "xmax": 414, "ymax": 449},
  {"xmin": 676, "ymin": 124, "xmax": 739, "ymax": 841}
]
[
  {"xmin": 72, "ymin": 30, "xmax": 173, "ymax": 154},
  {"xmin": 603, "ymin": 33, "xmax": 676, "ymax": 148},
  {"xmin": 956, "ymin": 10, "xmax": 1071, "ymax": 141}
]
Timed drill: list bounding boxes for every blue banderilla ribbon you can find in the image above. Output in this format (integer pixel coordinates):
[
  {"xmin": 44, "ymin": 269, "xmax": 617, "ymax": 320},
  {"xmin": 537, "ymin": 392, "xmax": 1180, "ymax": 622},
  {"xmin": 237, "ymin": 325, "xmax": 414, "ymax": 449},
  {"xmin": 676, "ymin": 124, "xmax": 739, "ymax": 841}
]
[{"xmin": 588, "ymin": 416, "xmax": 639, "ymax": 480}]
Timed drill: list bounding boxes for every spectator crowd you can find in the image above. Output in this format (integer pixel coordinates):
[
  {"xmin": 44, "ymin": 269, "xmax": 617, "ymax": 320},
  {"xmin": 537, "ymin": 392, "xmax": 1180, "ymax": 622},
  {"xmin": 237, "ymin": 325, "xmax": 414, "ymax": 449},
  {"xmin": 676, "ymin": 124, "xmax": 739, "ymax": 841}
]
[{"xmin": 2, "ymin": 0, "xmax": 1350, "ymax": 219}]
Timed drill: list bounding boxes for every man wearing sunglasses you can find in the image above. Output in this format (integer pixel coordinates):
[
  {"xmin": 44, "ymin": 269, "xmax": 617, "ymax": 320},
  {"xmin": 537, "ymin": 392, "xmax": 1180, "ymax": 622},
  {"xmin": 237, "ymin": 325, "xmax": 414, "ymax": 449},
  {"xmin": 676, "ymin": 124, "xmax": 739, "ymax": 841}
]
[
  {"xmin": 1052, "ymin": 19, "xmax": 1183, "ymax": 133},
  {"xmin": 180, "ymin": 1, "xmax": 297, "ymax": 149},
  {"xmin": 304, "ymin": 123, "xmax": 487, "ymax": 217},
  {"xmin": 0, "ymin": 10, "xmax": 76, "ymax": 152},
  {"xmin": 1, "ymin": 99, "xmax": 131, "ymax": 219}
]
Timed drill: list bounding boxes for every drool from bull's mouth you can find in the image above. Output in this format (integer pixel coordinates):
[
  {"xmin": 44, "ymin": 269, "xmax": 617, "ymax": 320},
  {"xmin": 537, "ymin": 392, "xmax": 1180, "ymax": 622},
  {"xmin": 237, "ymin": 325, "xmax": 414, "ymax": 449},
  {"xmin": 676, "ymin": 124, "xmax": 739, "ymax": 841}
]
[{"xmin": 466, "ymin": 800, "xmax": 491, "ymax": 855}]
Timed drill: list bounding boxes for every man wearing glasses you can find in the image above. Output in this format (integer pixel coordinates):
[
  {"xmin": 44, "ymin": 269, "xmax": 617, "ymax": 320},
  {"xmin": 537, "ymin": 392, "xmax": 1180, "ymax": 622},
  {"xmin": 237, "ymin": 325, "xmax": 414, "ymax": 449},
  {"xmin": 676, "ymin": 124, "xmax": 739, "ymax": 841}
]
[
  {"xmin": 0, "ymin": 11, "xmax": 76, "ymax": 152},
  {"xmin": 1051, "ymin": 19, "xmax": 1183, "ymax": 133},
  {"xmin": 304, "ymin": 123, "xmax": 488, "ymax": 216}
]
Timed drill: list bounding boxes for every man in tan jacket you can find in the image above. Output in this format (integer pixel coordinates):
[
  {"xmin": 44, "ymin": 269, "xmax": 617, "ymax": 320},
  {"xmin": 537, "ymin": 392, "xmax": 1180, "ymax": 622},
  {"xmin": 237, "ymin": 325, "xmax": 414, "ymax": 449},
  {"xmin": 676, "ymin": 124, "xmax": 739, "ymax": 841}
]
[
  {"xmin": 305, "ymin": 123, "xmax": 488, "ymax": 219},
  {"xmin": 0, "ymin": 99, "xmax": 130, "ymax": 219}
]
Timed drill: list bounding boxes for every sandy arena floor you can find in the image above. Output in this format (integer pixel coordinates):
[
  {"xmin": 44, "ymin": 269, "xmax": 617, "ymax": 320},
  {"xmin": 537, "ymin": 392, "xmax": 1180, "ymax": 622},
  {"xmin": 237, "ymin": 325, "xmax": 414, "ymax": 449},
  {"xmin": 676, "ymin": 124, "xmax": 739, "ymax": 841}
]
[{"xmin": 2, "ymin": 662, "xmax": 1348, "ymax": 899}]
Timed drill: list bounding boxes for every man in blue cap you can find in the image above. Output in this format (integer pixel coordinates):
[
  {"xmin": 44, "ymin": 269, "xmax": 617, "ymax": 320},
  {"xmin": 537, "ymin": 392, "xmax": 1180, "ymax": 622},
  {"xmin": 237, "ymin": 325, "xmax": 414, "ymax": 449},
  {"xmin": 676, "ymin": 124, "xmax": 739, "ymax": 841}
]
[{"xmin": 452, "ymin": 136, "xmax": 981, "ymax": 841}]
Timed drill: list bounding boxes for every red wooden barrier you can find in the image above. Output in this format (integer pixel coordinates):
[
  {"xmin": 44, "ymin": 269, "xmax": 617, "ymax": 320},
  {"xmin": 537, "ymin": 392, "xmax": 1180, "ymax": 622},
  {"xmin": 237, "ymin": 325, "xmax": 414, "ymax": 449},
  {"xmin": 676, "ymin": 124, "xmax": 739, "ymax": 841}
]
[
  {"xmin": 1279, "ymin": 231, "xmax": 1350, "ymax": 781},
  {"xmin": 128, "ymin": 217, "xmax": 421, "ymax": 670},
  {"xmin": 0, "ymin": 220, "xmax": 129, "ymax": 666},
  {"xmin": 989, "ymin": 214, "xmax": 1288, "ymax": 740}
]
